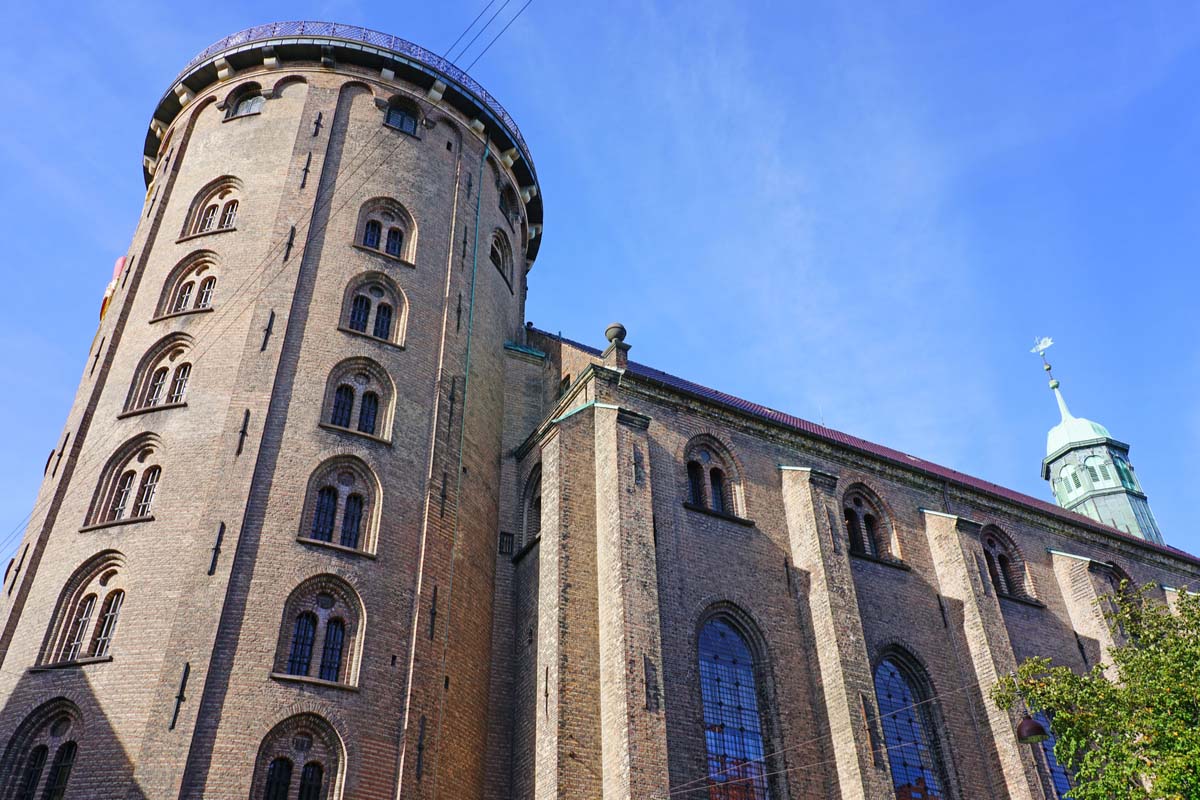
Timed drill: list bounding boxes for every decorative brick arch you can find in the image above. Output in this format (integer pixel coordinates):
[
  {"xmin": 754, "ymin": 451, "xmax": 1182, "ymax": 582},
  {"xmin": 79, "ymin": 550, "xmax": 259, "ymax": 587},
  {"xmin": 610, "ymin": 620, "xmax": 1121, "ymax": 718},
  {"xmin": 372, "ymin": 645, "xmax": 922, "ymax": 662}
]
[
  {"xmin": 338, "ymin": 271, "xmax": 408, "ymax": 347},
  {"xmin": 273, "ymin": 574, "xmax": 365, "ymax": 687},
  {"xmin": 320, "ymin": 357, "xmax": 396, "ymax": 440},
  {"xmin": 84, "ymin": 433, "xmax": 164, "ymax": 527},
  {"xmin": 682, "ymin": 432, "xmax": 746, "ymax": 517},
  {"xmin": 123, "ymin": 332, "xmax": 194, "ymax": 412},
  {"xmin": 39, "ymin": 550, "xmax": 127, "ymax": 664},
  {"xmin": 249, "ymin": 712, "xmax": 346, "ymax": 800},
  {"xmin": 841, "ymin": 482, "xmax": 901, "ymax": 561},
  {"xmin": 0, "ymin": 697, "xmax": 84, "ymax": 798},
  {"xmin": 979, "ymin": 525, "xmax": 1035, "ymax": 600},
  {"xmin": 154, "ymin": 250, "xmax": 219, "ymax": 319},
  {"xmin": 298, "ymin": 456, "xmax": 381, "ymax": 554}
]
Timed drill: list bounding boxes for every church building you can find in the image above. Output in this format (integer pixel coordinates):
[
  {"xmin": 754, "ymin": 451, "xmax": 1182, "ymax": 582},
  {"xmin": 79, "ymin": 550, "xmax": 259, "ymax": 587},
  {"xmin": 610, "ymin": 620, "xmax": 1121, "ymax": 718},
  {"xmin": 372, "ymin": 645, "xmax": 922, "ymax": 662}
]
[{"xmin": 0, "ymin": 22, "xmax": 1193, "ymax": 800}]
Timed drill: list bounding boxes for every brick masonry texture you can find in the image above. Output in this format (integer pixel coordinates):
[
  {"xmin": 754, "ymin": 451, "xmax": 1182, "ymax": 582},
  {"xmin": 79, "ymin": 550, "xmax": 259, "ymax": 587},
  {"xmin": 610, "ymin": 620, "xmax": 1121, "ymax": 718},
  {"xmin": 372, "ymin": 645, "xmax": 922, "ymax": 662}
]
[{"xmin": 1, "ymin": 31, "xmax": 1200, "ymax": 800}]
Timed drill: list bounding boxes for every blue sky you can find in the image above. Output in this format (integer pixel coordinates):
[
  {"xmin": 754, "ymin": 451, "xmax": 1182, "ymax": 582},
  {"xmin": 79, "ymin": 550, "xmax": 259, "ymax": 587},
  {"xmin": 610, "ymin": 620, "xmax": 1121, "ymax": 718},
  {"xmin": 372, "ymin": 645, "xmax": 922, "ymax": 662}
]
[{"xmin": 1, "ymin": 1, "xmax": 1197, "ymax": 563}]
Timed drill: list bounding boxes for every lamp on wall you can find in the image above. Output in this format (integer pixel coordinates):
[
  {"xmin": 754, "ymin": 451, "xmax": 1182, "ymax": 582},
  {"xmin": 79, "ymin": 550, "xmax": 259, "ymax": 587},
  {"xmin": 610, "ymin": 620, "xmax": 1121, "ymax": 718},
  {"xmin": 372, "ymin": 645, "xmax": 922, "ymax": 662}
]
[{"xmin": 1016, "ymin": 714, "xmax": 1050, "ymax": 744}]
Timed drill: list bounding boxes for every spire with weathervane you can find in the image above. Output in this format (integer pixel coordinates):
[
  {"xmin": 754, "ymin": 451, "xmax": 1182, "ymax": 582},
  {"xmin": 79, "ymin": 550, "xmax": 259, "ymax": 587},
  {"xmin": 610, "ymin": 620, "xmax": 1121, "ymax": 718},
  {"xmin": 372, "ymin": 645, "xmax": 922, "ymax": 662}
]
[{"xmin": 1033, "ymin": 338, "xmax": 1163, "ymax": 545}]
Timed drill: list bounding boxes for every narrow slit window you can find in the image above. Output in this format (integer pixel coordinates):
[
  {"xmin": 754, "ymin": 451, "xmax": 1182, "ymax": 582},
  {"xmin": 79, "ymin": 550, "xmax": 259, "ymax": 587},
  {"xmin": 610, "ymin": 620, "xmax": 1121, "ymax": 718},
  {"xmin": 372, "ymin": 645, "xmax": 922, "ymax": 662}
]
[
  {"xmin": 687, "ymin": 461, "xmax": 705, "ymax": 506},
  {"xmin": 709, "ymin": 469, "xmax": 726, "ymax": 514}
]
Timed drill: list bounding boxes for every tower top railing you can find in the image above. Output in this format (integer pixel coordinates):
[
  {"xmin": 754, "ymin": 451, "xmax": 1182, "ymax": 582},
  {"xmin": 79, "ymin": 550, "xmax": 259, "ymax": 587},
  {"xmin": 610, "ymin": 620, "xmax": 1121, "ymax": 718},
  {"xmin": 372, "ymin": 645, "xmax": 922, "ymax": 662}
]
[{"xmin": 169, "ymin": 21, "xmax": 531, "ymax": 162}]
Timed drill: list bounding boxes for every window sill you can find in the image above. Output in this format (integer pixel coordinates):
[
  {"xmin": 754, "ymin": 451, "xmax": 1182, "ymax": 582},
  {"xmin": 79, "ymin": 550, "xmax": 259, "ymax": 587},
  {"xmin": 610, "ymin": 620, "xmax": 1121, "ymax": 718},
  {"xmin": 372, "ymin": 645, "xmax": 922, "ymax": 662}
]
[
  {"xmin": 296, "ymin": 536, "xmax": 376, "ymax": 559},
  {"xmin": 337, "ymin": 326, "xmax": 405, "ymax": 350},
  {"xmin": 118, "ymin": 402, "xmax": 187, "ymax": 420},
  {"xmin": 222, "ymin": 110, "xmax": 262, "ymax": 123},
  {"xmin": 352, "ymin": 243, "xmax": 415, "ymax": 268},
  {"xmin": 383, "ymin": 121, "xmax": 420, "ymax": 139},
  {"xmin": 682, "ymin": 502, "xmax": 755, "ymax": 528},
  {"xmin": 269, "ymin": 672, "xmax": 359, "ymax": 692},
  {"xmin": 30, "ymin": 655, "xmax": 113, "ymax": 672},
  {"xmin": 849, "ymin": 551, "xmax": 912, "ymax": 571},
  {"xmin": 998, "ymin": 592, "xmax": 1046, "ymax": 609},
  {"xmin": 150, "ymin": 307, "xmax": 215, "ymax": 324},
  {"xmin": 177, "ymin": 227, "xmax": 237, "ymax": 245},
  {"xmin": 80, "ymin": 515, "xmax": 154, "ymax": 533},
  {"xmin": 317, "ymin": 422, "xmax": 391, "ymax": 447}
]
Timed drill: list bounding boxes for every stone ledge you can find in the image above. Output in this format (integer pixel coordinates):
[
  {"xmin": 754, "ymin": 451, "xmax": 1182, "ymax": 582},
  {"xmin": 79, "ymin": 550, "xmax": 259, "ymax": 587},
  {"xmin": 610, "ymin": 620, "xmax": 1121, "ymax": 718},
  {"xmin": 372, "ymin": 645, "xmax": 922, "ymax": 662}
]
[{"xmin": 682, "ymin": 502, "xmax": 755, "ymax": 528}]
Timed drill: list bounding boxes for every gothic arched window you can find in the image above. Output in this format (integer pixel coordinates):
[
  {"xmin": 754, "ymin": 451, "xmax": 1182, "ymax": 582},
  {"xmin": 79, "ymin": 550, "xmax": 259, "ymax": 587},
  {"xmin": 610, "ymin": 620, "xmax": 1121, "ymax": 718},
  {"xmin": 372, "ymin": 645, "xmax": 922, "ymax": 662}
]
[
  {"xmin": 490, "ymin": 230, "xmax": 513, "ymax": 285},
  {"xmin": 874, "ymin": 653, "xmax": 951, "ymax": 799},
  {"xmin": 226, "ymin": 82, "xmax": 266, "ymax": 119},
  {"xmin": 182, "ymin": 175, "xmax": 242, "ymax": 238},
  {"xmin": 520, "ymin": 467, "xmax": 542, "ymax": 550},
  {"xmin": 981, "ymin": 527, "xmax": 1032, "ymax": 601},
  {"xmin": 684, "ymin": 437, "xmax": 744, "ymax": 517},
  {"xmin": 300, "ymin": 457, "xmax": 379, "ymax": 554},
  {"xmin": 843, "ymin": 486, "xmax": 897, "ymax": 561},
  {"xmin": 0, "ymin": 699, "xmax": 82, "ymax": 800},
  {"xmin": 85, "ymin": 435, "xmax": 163, "ymax": 527},
  {"xmin": 155, "ymin": 251, "xmax": 219, "ymax": 319},
  {"xmin": 340, "ymin": 272, "xmax": 408, "ymax": 346},
  {"xmin": 355, "ymin": 197, "xmax": 416, "ymax": 262},
  {"xmin": 274, "ymin": 576, "xmax": 362, "ymax": 686},
  {"xmin": 125, "ymin": 334, "xmax": 194, "ymax": 412},
  {"xmin": 41, "ymin": 551, "xmax": 127, "ymax": 666},
  {"xmin": 251, "ymin": 714, "xmax": 342, "ymax": 800},
  {"xmin": 697, "ymin": 613, "xmax": 774, "ymax": 799},
  {"xmin": 321, "ymin": 357, "xmax": 395, "ymax": 440}
]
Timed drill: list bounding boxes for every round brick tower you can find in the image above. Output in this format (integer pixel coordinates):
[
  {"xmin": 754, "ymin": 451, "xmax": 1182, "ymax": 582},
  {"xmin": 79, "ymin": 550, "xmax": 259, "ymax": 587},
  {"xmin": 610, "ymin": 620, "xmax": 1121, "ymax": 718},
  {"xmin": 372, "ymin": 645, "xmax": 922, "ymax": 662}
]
[{"xmin": 0, "ymin": 22, "xmax": 541, "ymax": 799}]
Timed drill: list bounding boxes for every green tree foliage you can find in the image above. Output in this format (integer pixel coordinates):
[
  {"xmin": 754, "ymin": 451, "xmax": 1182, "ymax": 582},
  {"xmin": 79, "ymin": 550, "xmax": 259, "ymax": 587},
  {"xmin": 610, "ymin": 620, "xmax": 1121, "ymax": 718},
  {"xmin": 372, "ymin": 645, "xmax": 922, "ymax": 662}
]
[{"xmin": 992, "ymin": 584, "xmax": 1200, "ymax": 800}]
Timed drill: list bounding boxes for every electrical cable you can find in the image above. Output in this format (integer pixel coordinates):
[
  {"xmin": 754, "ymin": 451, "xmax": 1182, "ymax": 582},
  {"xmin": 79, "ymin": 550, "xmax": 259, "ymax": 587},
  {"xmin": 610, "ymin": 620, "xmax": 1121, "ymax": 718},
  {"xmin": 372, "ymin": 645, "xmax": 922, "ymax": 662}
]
[
  {"xmin": 464, "ymin": 0, "xmax": 535, "ymax": 71},
  {"xmin": 443, "ymin": 0, "xmax": 498, "ymax": 58},
  {"xmin": 449, "ymin": 0, "xmax": 514, "ymax": 64}
]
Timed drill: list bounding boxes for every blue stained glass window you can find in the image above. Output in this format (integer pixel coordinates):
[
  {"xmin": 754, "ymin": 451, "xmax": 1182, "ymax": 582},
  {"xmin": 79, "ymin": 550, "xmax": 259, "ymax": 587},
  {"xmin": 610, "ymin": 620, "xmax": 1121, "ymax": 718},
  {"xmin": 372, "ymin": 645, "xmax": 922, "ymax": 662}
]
[
  {"xmin": 699, "ymin": 617, "xmax": 770, "ymax": 800},
  {"xmin": 1037, "ymin": 712, "xmax": 1073, "ymax": 797},
  {"xmin": 874, "ymin": 657, "xmax": 946, "ymax": 799}
]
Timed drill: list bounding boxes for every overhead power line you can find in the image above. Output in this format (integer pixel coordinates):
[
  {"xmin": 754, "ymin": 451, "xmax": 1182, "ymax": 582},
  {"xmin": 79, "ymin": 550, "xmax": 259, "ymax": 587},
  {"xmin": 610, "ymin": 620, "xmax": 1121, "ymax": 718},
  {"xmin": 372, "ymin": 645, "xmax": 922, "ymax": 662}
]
[{"xmin": 464, "ymin": 0, "xmax": 535, "ymax": 71}]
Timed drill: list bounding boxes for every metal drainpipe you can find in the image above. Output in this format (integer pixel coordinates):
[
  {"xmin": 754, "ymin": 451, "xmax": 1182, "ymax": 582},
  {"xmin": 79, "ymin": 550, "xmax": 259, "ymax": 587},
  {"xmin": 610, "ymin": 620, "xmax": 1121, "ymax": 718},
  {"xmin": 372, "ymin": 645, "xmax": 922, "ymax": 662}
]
[{"xmin": 427, "ymin": 136, "xmax": 491, "ymax": 796}]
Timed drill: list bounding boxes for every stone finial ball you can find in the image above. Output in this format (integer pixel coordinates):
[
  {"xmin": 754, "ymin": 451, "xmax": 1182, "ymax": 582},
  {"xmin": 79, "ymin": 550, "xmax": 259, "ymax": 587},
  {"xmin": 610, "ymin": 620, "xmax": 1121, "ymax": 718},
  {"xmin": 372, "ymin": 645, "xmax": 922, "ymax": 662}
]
[{"xmin": 605, "ymin": 322, "xmax": 627, "ymax": 344}]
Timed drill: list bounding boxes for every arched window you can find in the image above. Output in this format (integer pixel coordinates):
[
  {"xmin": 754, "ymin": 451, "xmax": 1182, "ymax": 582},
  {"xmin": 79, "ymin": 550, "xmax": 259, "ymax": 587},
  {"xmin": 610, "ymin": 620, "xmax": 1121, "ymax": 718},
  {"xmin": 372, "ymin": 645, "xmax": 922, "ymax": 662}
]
[
  {"xmin": 348, "ymin": 295, "xmax": 371, "ymax": 332},
  {"xmin": 125, "ymin": 333, "xmax": 193, "ymax": 412},
  {"xmin": 697, "ymin": 612, "xmax": 774, "ymax": 800},
  {"xmin": 264, "ymin": 757, "xmax": 291, "ymax": 800},
  {"xmin": 981, "ymin": 527, "xmax": 1032, "ymax": 601},
  {"xmin": 330, "ymin": 385, "xmax": 354, "ymax": 428},
  {"xmin": 227, "ymin": 83, "xmax": 266, "ymax": 119},
  {"xmin": 373, "ymin": 304, "xmax": 393, "ymax": 340},
  {"xmin": 286, "ymin": 612, "xmax": 317, "ymax": 675},
  {"xmin": 41, "ymin": 551, "xmax": 127, "ymax": 665},
  {"xmin": 683, "ymin": 436, "xmax": 744, "ymax": 517},
  {"xmin": 490, "ymin": 230, "xmax": 513, "ymax": 284},
  {"xmin": 318, "ymin": 619, "xmax": 346, "ymax": 682},
  {"xmin": 298, "ymin": 762, "xmax": 324, "ymax": 800},
  {"xmin": 252, "ymin": 714, "xmax": 342, "ymax": 800},
  {"xmin": 300, "ymin": 457, "xmax": 379, "ymax": 554},
  {"xmin": 156, "ymin": 251, "xmax": 219, "ymax": 318},
  {"xmin": 1113, "ymin": 456, "xmax": 1139, "ymax": 492},
  {"xmin": 1035, "ymin": 712, "xmax": 1074, "ymax": 798},
  {"xmin": 196, "ymin": 276, "xmax": 216, "ymax": 309},
  {"xmin": 520, "ymin": 467, "xmax": 542, "ymax": 550},
  {"xmin": 1060, "ymin": 464, "xmax": 1082, "ymax": 494},
  {"xmin": 363, "ymin": 219, "xmax": 382, "ymax": 249},
  {"xmin": 357, "ymin": 393, "xmax": 379, "ymax": 435},
  {"xmin": 874, "ymin": 653, "xmax": 950, "ymax": 799},
  {"xmin": 321, "ymin": 357, "xmax": 395, "ymax": 440},
  {"xmin": 0, "ymin": 699, "xmax": 82, "ymax": 800},
  {"xmin": 274, "ymin": 576, "xmax": 363, "ymax": 686},
  {"xmin": 86, "ymin": 434, "xmax": 163, "ymax": 527},
  {"xmin": 385, "ymin": 227, "xmax": 404, "ymax": 257},
  {"xmin": 355, "ymin": 197, "xmax": 416, "ymax": 262},
  {"xmin": 341, "ymin": 272, "xmax": 408, "ymax": 346},
  {"xmin": 181, "ymin": 176, "xmax": 242, "ymax": 238},
  {"xmin": 843, "ymin": 486, "xmax": 897, "ymax": 561},
  {"xmin": 384, "ymin": 98, "xmax": 420, "ymax": 135}
]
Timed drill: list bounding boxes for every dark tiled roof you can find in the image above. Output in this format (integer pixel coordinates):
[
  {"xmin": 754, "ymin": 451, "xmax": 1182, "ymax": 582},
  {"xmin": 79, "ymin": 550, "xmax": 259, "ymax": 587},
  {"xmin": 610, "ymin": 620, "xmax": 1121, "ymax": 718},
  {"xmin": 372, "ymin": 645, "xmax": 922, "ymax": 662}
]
[{"xmin": 532, "ymin": 328, "xmax": 1200, "ymax": 569}]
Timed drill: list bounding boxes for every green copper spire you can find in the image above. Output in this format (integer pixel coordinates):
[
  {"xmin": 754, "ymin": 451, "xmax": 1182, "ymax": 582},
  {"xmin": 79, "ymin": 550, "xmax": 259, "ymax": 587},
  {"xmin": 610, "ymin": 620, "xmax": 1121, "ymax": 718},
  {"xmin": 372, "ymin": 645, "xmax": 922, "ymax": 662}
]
[{"xmin": 1033, "ymin": 338, "xmax": 1163, "ymax": 544}]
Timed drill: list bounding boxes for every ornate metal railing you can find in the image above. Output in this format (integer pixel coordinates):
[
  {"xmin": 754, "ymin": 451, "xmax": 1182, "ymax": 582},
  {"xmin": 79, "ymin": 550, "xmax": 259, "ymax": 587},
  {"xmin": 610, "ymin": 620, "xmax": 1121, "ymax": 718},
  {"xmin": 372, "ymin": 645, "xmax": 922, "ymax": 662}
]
[{"xmin": 168, "ymin": 21, "xmax": 531, "ymax": 163}]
